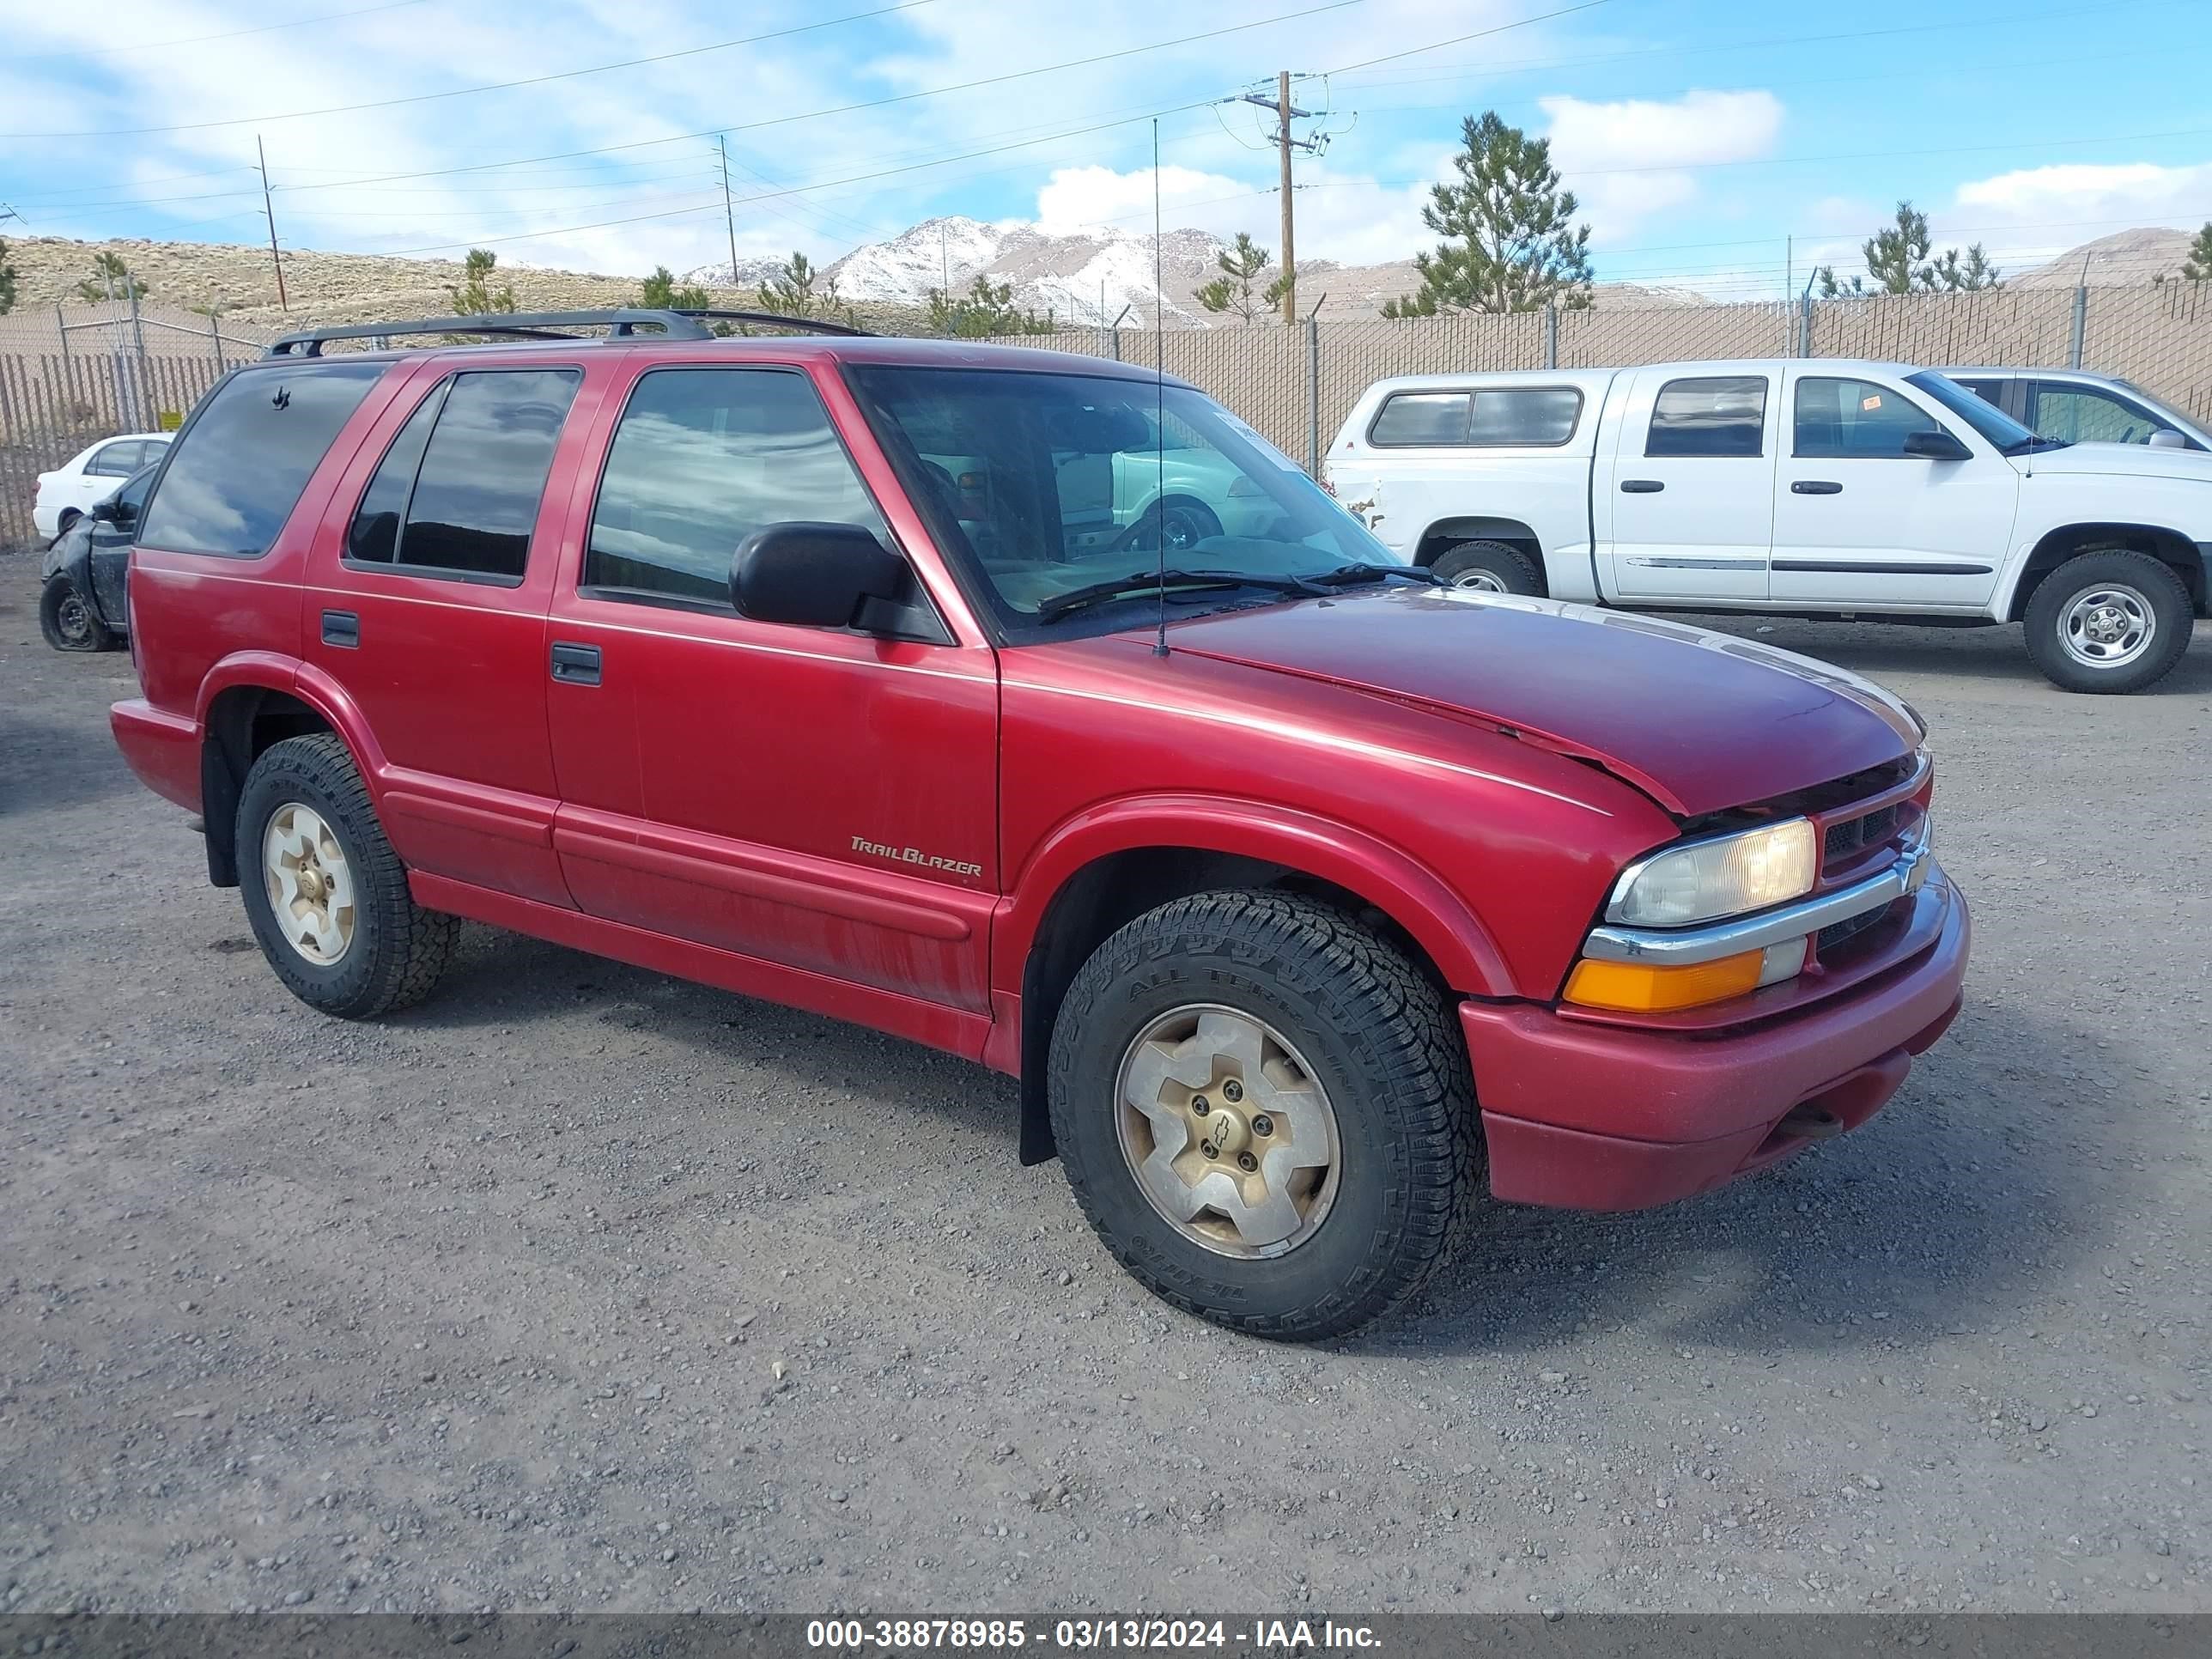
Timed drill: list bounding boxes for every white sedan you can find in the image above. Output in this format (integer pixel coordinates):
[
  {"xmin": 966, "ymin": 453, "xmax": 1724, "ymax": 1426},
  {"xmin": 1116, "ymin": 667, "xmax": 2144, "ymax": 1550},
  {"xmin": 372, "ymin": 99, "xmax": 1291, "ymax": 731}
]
[{"xmin": 33, "ymin": 432, "xmax": 173, "ymax": 542}]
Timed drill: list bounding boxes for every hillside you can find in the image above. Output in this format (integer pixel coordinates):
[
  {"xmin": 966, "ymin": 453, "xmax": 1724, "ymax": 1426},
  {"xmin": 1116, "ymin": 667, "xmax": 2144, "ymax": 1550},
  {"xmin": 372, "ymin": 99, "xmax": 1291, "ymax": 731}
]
[
  {"xmin": 5, "ymin": 222, "xmax": 1709, "ymax": 337},
  {"xmin": 2009, "ymin": 228, "xmax": 2196, "ymax": 288}
]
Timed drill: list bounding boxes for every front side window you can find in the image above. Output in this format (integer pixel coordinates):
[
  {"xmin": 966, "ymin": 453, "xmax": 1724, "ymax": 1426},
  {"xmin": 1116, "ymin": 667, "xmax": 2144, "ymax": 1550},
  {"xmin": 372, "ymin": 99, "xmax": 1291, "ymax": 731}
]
[
  {"xmin": 586, "ymin": 368, "xmax": 886, "ymax": 607},
  {"xmin": 1793, "ymin": 375, "xmax": 1944, "ymax": 459},
  {"xmin": 137, "ymin": 361, "xmax": 386, "ymax": 558},
  {"xmin": 345, "ymin": 368, "xmax": 580, "ymax": 581},
  {"xmin": 848, "ymin": 364, "xmax": 1393, "ymax": 628},
  {"xmin": 112, "ymin": 465, "xmax": 159, "ymax": 518},
  {"xmin": 1646, "ymin": 376, "xmax": 1768, "ymax": 458},
  {"xmin": 2030, "ymin": 383, "xmax": 2174, "ymax": 447}
]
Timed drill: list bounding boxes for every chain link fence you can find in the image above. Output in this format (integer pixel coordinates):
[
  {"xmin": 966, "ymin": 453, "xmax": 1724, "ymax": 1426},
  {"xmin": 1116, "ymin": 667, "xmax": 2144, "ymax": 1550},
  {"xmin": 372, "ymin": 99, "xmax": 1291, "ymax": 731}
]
[
  {"xmin": 7, "ymin": 283, "xmax": 2211, "ymax": 552},
  {"xmin": 1025, "ymin": 283, "xmax": 2212, "ymax": 469}
]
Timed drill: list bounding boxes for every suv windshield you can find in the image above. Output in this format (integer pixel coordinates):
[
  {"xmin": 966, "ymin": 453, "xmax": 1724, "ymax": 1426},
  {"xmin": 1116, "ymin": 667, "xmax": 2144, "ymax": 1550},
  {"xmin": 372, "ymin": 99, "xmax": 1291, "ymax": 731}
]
[
  {"xmin": 847, "ymin": 365, "xmax": 1395, "ymax": 626},
  {"xmin": 1905, "ymin": 370, "xmax": 2057, "ymax": 454}
]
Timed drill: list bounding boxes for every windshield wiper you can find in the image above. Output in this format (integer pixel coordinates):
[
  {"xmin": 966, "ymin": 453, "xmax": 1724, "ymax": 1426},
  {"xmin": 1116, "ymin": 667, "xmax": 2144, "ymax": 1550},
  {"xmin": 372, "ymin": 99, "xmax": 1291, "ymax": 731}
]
[
  {"xmin": 1034, "ymin": 568, "xmax": 1328, "ymax": 621},
  {"xmin": 1307, "ymin": 561, "xmax": 1443, "ymax": 588}
]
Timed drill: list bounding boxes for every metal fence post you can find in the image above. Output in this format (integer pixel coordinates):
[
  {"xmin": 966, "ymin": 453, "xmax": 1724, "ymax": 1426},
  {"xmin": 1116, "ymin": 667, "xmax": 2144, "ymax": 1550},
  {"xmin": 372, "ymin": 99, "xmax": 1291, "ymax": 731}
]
[
  {"xmin": 2069, "ymin": 283, "xmax": 2088, "ymax": 369},
  {"xmin": 128, "ymin": 287, "xmax": 152, "ymax": 429},
  {"xmin": 1109, "ymin": 327, "xmax": 1121, "ymax": 363},
  {"xmin": 1305, "ymin": 313, "xmax": 1320, "ymax": 474},
  {"xmin": 1798, "ymin": 294, "xmax": 1814, "ymax": 359},
  {"xmin": 1543, "ymin": 301, "xmax": 1558, "ymax": 369},
  {"xmin": 210, "ymin": 311, "xmax": 224, "ymax": 373}
]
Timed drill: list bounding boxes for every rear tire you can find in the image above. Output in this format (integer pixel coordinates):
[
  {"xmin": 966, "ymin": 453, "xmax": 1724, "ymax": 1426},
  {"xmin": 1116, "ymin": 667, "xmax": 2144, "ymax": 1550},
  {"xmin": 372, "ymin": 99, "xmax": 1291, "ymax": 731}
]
[
  {"xmin": 2023, "ymin": 550, "xmax": 2192, "ymax": 694},
  {"xmin": 40, "ymin": 577, "xmax": 118, "ymax": 653},
  {"xmin": 1431, "ymin": 538, "xmax": 1542, "ymax": 595},
  {"xmin": 1048, "ymin": 890, "xmax": 1478, "ymax": 1341},
  {"xmin": 236, "ymin": 734, "xmax": 456, "ymax": 1018}
]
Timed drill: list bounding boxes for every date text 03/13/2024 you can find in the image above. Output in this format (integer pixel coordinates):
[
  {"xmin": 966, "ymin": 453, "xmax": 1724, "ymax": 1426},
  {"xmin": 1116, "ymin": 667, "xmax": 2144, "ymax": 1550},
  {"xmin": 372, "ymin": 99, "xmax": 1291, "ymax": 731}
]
[{"xmin": 804, "ymin": 1618, "xmax": 1382, "ymax": 1650}]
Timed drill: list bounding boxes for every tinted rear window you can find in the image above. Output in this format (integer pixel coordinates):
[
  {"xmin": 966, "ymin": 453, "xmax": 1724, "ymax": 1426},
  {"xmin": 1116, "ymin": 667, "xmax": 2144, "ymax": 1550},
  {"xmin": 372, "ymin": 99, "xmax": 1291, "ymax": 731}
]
[
  {"xmin": 1368, "ymin": 392, "xmax": 1469, "ymax": 447},
  {"xmin": 1468, "ymin": 386, "xmax": 1582, "ymax": 445},
  {"xmin": 1646, "ymin": 375, "xmax": 1768, "ymax": 458},
  {"xmin": 137, "ymin": 362, "xmax": 386, "ymax": 558}
]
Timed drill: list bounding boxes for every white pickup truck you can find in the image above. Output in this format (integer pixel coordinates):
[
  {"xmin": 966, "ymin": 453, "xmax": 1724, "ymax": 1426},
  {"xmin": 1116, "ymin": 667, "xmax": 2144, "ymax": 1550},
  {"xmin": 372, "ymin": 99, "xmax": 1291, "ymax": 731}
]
[{"xmin": 1324, "ymin": 357, "xmax": 2211, "ymax": 692}]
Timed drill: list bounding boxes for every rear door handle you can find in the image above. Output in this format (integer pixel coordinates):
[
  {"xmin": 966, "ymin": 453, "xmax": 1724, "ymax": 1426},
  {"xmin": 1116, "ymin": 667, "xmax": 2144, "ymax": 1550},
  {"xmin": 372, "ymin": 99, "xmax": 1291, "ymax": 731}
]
[
  {"xmin": 1620, "ymin": 479, "xmax": 1664, "ymax": 493},
  {"xmin": 320, "ymin": 609, "xmax": 359, "ymax": 648},
  {"xmin": 1791, "ymin": 480, "xmax": 1844, "ymax": 495},
  {"xmin": 550, "ymin": 641, "xmax": 602, "ymax": 686}
]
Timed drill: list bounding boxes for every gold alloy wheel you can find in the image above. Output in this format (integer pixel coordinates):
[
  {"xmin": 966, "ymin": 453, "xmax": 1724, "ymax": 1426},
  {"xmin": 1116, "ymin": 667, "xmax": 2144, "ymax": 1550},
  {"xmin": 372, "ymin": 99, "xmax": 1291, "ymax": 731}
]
[
  {"xmin": 263, "ymin": 803, "xmax": 358, "ymax": 966},
  {"xmin": 1113, "ymin": 1003, "xmax": 1341, "ymax": 1258}
]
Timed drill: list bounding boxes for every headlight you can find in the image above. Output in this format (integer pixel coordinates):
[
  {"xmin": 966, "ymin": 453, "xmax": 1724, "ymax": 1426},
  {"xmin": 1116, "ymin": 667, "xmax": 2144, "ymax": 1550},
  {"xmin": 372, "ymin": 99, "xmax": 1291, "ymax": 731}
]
[{"xmin": 1607, "ymin": 817, "xmax": 1818, "ymax": 927}]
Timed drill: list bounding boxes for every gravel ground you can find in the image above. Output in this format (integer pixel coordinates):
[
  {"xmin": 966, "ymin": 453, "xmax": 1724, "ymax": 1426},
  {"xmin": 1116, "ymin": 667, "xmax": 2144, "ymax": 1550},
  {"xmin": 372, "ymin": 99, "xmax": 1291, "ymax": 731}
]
[{"xmin": 2, "ymin": 561, "xmax": 2207, "ymax": 1618}]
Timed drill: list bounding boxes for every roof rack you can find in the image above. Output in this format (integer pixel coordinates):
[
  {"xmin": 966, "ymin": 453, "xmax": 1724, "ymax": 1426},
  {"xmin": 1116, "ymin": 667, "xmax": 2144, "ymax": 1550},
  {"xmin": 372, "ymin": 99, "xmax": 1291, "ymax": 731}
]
[
  {"xmin": 264, "ymin": 305, "xmax": 869, "ymax": 357},
  {"xmin": 665, "ymin": 308, "xmax": 872, "ymax": 337}
]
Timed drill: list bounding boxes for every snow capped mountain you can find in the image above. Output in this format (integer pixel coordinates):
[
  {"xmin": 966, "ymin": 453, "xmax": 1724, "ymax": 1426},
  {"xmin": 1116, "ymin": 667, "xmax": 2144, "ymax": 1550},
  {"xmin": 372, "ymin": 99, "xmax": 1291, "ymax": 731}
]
[
  {"xmin": 685, "ymin": 214, "xmax": 1713, "ymax": 324},
  {"xmin": 689, "ymin": 216, "xmax": 1237, "ymax": 325}
]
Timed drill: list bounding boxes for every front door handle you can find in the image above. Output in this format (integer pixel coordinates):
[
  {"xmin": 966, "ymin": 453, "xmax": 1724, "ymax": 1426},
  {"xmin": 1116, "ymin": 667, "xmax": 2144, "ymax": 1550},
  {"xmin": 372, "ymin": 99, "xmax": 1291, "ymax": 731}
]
[
  {"xmin": 1620, "ymin": 478, "xmax": 1664, "ymax": 494},
  {"xmin": 550, "ymin": 641, "xmax": 602, "ymax": 686},
  {"xmin": 1791, "ymin": 479, "xmax": 1844, "ymax": 495},
  {"xmin": 321, "ymin": 610, "xmax": 359, "ymax": 648}
]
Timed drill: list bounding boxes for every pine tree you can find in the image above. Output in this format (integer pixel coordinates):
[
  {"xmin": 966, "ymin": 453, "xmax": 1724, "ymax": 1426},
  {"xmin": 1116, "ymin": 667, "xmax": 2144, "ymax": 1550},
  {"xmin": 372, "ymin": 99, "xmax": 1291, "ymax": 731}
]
[
  {"xmin": 1195, "ymin": 233, "xmax": 1287, "ymax": 325},
  {"xmin": 2181, "ymin": 222, "xmax": 2212, "ymax": 282},
  {"xmin": 641, "ymin": 264, "xmax": 711, "ymax": 311},
  {"xmin": 1382, "ymin": 112, "xmax": 1593, "ymax": 317},
  {"xmin": 925, "ymin": 274, "xmax": 1054, "ymax": 337},
  {"xmin": 755, "ymin": 252, "xmax": 855, "ymax": 325},
  {"xmin": 0, "ymin": 239, "xmax": 17, "ymax": 315},
  {"xmin": 76, "ymin": 250, "xmax": 149, "ymax": 302},
  {"xmin": 1819, "ymin": 202, "xmax": 2000, "ymax": 295},
  {"xmin": 448, "ymin": 248, "xmax": 516, "ymax": 314}
]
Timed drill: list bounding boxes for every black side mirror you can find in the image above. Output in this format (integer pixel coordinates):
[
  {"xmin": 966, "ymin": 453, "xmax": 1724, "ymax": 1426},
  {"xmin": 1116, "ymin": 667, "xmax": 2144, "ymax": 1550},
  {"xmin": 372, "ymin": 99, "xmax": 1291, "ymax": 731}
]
[
  {"xmin": 731, "ymin": 521, "xmax": 909, "ymax": 630},
  {"xmin": 1902, "ymin": 428, "xmax": 1971, "ymax": 461},
  {"xmin": 90, "ymin": 496, "xmax": 136, "ymax": 526}
]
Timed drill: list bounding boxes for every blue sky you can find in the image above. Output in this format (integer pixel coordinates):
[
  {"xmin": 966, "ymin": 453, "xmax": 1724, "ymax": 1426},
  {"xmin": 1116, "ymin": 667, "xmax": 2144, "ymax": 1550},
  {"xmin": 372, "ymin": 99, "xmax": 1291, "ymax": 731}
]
[{"xmin": 5, "ymin": 0, "xmax": 2212, "ymax": 300}]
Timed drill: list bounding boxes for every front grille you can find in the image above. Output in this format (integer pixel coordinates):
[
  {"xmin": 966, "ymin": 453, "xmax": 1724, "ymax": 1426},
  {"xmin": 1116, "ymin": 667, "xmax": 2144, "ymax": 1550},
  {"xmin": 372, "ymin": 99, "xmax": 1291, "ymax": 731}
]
[
  {"xmin": 1816, "ymin": 903, "xmax": 1891, "ymax": 957},
  {"xmin": 1824, "ymin": 803, "xmax": 1899, "ymax": 864}
]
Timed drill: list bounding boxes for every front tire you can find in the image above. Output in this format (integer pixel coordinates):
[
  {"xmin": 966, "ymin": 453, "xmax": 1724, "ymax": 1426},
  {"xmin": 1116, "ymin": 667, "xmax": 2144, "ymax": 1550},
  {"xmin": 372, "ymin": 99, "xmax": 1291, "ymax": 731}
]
[
  {"xmin": 40, "ymin": 577, "xmax": 118, "ymax": 653},
  {"xmin": 1431, "ymin": 538, "xmax": 1541, "ymax": 595},
  {"xmin": 1048, "ymin": 890, "xmax": 1477, "ymax": 1341},
  {"xmin": 2023, "ymin": 550, "xmax": 2192, "ymax": 694},
  {"xmin": 236, "ymin": 734, "xmax": 456, "ymax": 1018}
]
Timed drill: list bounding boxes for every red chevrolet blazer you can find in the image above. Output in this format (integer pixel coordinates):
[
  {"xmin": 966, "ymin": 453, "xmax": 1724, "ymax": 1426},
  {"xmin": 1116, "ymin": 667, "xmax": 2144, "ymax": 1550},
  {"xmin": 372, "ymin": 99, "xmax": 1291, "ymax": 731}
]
[{"xmin": 109, "ymin": 309, "xmax": 1968, "ymax": 1340}]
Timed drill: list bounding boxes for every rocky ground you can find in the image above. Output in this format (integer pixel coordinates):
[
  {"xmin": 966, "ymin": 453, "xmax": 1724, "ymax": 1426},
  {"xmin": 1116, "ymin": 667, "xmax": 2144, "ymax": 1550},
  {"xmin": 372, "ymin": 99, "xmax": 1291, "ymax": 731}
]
[{"xmin": 0, "ymin": 581, "xmax": 2205, "ymax": 1617}]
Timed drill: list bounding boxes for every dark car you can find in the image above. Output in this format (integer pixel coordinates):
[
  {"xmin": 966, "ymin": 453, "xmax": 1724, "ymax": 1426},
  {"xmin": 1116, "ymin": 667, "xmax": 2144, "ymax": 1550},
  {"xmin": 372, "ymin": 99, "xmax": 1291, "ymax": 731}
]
[{"xmin": 40, "ymin": 461, "xmax": 158, "ymax": 653}]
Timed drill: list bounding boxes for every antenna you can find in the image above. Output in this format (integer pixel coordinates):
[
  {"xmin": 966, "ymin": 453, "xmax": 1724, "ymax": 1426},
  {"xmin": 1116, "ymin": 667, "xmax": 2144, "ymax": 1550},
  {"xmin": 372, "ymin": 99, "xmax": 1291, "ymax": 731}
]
[{"xmin": 1151, "ymin": 118, "xmax": 1170, "ymax": 659}]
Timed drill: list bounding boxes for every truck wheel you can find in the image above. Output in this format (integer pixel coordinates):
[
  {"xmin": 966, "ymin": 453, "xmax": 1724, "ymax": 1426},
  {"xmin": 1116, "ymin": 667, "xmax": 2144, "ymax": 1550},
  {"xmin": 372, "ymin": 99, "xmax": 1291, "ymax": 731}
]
[
  {"xmin": 1431, "ymin": 538, "xmax": 1541, "ymax": 595},
  {"xmin": 2023, "ymin": 550, "xmax": 2193, "ymax": 694},
  {"xmin": 235, "ymin": 734, "xmax": 457, "ymax": 1019},
  {"xmin": 40, "ymin": 577, "xmax": 118, "ymax": 653},
  {"xmin": 1048, "ymin": 890, "xmax": 1477, "ymax": 1340}
]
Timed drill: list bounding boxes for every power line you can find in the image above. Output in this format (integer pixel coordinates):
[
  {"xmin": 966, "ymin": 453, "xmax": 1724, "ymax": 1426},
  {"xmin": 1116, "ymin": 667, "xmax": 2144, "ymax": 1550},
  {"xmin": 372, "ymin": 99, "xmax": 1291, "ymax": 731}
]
[
  {"xmin": 1330, "ymin": 0, "xmax": 2191, "ymax": 82},
  {"xmin": 5, "ymin": 0, "xmax": 1358, "ymax": 143},
  {"xmin": 11, "ymin": 0, "xmax": 429, "ymax": 64},
  {"xmin": 3, "ymin": 0, "xmax": 948, "ymax": 140},
  {"xmin": 1327, "ymin": 0, "xmax": 1619, "ymax": 75}
]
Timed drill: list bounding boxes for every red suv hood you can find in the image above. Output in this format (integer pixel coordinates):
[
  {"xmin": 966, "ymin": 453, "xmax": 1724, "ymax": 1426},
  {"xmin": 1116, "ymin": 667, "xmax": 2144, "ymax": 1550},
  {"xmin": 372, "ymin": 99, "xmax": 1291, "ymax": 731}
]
[{"xmin": 1159, "ymin": 588, "xmax": 1920, "ymax": 817}]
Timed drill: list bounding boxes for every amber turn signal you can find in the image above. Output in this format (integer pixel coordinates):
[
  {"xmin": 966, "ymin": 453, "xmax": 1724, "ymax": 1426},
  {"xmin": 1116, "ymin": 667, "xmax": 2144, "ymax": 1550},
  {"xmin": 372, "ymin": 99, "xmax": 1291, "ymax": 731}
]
[{"xmin": 1564, "ymin": 951, "xmax": 1766, "ymax": 1012}]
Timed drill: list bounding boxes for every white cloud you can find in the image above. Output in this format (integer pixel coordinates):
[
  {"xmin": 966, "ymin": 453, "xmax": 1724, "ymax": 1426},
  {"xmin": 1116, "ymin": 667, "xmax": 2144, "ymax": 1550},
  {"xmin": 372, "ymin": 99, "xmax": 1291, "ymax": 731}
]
[
  {"xmin": 1539, "ymin": 89, "xmax": 1784, "ymax": 246},
  {"xmin": 1951, "ymin": 161, "xmax": 2212, "ymax": 234},
  {"xmin": 1035, "ymin": 165, "xmax": 1249, "ymax": 237}
]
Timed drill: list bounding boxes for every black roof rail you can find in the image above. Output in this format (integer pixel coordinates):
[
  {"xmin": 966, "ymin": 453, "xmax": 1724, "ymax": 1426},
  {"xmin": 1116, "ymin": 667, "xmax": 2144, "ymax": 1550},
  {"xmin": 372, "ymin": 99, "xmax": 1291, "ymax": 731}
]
[
  {"xmin": 264, "ymin": 308, "xmax": 714, "ymax": 357},
  {"xmin": 665, "ymin": 308, "xmax": 872, "ymax": 337},
  {"xmin": 264, "ymin": 306, "xmax": 872, "ymax": 357}
]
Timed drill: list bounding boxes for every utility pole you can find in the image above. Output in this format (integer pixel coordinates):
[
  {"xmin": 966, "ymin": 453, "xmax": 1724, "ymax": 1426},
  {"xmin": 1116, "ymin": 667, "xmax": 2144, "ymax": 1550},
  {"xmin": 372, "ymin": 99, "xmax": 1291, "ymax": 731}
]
[
  {"xmin": 717, "ymin": 136, "xmax": 740, "ymax": 289},
  {"xmin": 1239, "ymin": 72, "xmax": 1319, "ymax": 323},
  {"xmin": 257, "ymin": 135, "xmax": 288, "ymax": 313}
]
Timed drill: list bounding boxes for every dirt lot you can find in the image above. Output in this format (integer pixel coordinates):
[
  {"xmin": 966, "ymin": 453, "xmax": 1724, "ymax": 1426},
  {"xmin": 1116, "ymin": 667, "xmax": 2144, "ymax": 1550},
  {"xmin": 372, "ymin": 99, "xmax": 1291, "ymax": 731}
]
[{"xmin": 2, "ymin": 563, "xmax": 2207, "ymax": 1617}]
